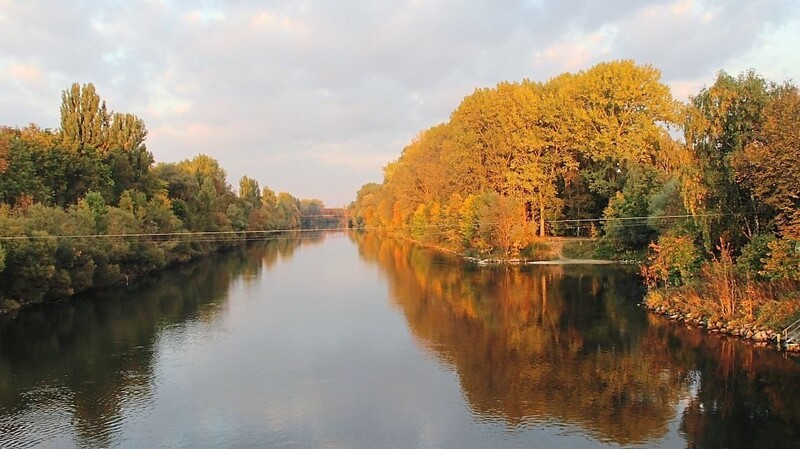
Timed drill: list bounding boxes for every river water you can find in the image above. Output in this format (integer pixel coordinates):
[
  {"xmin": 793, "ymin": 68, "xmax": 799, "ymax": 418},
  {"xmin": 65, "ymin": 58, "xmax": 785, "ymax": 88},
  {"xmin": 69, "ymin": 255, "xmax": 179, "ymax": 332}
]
[{"xmin": 1, "ymin": 232, "xmax": 799, "ymax": 448}]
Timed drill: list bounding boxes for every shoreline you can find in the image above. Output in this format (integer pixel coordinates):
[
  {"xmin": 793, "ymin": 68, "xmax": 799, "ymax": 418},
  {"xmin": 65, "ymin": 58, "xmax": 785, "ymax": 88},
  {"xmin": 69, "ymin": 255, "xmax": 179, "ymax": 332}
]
[
  {"xmin": 642, "ymin": 302, "xmax": 800, "ymax": 353},
  {"xmin": 406, "ymin": 237, "xmax": 800, "ymax": 354}
]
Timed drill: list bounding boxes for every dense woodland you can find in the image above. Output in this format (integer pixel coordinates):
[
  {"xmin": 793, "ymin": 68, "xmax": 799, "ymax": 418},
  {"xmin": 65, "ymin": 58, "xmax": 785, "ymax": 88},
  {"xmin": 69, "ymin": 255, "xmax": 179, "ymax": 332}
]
[
  {"xmin": 0, "ymin": 83, "xmax": 336, "ymax": 310},
  {"xmin": 349, "ymin": 60, "xmax": 800, "ymax": 328}
]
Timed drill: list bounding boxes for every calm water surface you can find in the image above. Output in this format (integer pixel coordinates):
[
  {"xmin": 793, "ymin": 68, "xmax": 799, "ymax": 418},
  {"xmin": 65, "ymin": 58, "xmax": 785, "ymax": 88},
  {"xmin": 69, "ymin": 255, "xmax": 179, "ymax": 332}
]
[{"xmin": 1, "ymin": 232, "xmax": 799, "ymax": 448}]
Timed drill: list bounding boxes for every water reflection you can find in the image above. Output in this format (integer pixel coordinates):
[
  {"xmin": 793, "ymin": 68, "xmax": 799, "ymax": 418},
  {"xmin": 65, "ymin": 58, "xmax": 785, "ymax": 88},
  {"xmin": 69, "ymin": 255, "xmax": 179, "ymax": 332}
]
[
  {"xmin": 352, "ymin": 232, "xmax": 800, "ymax": 447},
  {"xmin": 0, "ymin": 233, "xmax": 316, "ymax": 448},
  {"xmin": 3, "ymin": 232, "xmax": 800, "ymax": 448},
  {"xmin": 649, "ymin": 316, "xmax": 800, "ymax": 448}
]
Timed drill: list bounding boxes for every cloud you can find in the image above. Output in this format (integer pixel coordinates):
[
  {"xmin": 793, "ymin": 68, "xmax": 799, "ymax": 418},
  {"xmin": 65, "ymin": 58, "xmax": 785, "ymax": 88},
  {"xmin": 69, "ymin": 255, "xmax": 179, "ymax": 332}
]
[
  {"xmin": 304, "ymin": 144, "xmax": 397, "ymax": 172},
  {"xmin": 5, "ymin": 61, "xmax": 45, "ymax": 87},
  {"xmin": 0, "ymin": 0, "xmax": 798, "ymax": 205}
]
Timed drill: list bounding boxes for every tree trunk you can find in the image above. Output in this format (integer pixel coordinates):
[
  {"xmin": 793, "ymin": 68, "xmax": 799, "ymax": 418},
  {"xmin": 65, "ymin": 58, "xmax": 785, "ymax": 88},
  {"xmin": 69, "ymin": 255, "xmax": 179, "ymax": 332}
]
[{"xmin": 538, "ymin": 191, "xmax": 546, "ymax": 237}]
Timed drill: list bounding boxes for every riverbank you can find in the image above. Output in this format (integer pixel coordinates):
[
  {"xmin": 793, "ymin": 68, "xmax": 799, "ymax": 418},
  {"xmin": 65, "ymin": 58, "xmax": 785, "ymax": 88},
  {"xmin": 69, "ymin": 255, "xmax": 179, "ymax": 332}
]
[
  {"xmin": 0, "ymin": 239, "xmax": 237, "ymax": 315},
  {"xmin": 408, "ymin": 236, "xmax": 619, "ymax": 266},
  {"xmin": 407, "ymin": 234, "xmax": 800, "ymax": 353},
  {"xmin": 643, "ymin": 278, "xmax": 800, "ymax": 353},
  {"xmin": 0, "ymin": 232, "xmax": 307, "ymax": 316},
  {"xmin": 642, "ymin": 302, "xmax": 800, "ymax": 352}
]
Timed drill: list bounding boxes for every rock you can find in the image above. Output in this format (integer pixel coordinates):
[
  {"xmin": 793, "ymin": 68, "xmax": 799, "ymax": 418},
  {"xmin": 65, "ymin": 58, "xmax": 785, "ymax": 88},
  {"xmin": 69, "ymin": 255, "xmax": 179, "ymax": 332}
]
[{"xmin": 753, "ymin": 331, "xmax": 769, "ymax": 342}]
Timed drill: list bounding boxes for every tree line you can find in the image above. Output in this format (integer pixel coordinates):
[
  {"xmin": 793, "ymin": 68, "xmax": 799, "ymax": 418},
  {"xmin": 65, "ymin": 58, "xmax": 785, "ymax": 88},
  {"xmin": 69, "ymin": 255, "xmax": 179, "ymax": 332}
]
[
  {"xmin": 0, "ymin": 83, "xmax": 334, "ymax": 310},
  {"xmin": 348, "ymin": 60, "xmax": 799, "ymax": 327}
]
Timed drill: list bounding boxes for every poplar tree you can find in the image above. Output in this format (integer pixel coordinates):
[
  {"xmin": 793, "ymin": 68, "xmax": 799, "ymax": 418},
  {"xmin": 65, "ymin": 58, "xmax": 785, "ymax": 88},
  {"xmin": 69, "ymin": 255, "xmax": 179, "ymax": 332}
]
[{"xmin": 60, "ymin": 82, "xmax": 109, "ymax": 151}]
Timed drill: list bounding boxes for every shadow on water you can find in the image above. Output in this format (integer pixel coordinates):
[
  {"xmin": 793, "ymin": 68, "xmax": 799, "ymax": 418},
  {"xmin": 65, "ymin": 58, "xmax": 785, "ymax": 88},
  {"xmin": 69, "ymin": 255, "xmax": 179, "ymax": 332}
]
[
  {"xmin": 351, "ymin": 232, "xmax": 800, "ymax": 448},
  {"xmin": 0, "ymin": 232, "xmax": 321, "ymax": 449}
]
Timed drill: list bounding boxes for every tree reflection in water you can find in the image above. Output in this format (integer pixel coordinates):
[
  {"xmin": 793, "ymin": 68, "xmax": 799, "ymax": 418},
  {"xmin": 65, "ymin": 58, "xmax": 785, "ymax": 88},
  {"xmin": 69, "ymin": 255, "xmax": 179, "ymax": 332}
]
[
  {"xmin": 352, "ymin": 232, "xmax": 800, "ymax": 447},
  {"xmin": 0, "ymin": 233, "xmax": 319, "ymax": 448}
]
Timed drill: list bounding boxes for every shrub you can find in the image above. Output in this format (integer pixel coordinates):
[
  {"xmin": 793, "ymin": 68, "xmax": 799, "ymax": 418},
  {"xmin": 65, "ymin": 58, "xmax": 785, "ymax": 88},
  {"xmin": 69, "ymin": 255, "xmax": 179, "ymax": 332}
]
[
  {"xmin": 642, "ymin": 231, "xmax": 702, "ymax": 288},
  {"xmin": 762, "ymin": 238, "xmax": 800, "ymax": 281},
  {"xmin": 737, "ymin": 234, "xmax": 775, "ymax": 280}
]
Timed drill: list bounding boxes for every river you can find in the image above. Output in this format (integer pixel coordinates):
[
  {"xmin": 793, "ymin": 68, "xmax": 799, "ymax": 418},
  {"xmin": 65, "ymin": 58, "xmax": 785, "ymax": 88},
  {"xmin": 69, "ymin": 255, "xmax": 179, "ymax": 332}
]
[{"xmin": 1, "ymin": 232, "xmax": 799, "ymax": 448}]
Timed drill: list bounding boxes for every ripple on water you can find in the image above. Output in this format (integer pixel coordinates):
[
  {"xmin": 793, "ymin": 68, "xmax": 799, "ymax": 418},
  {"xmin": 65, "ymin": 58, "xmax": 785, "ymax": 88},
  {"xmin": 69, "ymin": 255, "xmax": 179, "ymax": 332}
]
[{"xmin": 0, "ymin": 385, "xmax": 76, "ymax": 448}]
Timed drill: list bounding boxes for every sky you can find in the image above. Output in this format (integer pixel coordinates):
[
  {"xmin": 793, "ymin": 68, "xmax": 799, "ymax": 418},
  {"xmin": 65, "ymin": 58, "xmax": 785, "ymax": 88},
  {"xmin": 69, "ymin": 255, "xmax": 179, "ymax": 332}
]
[{"xmin": 1, "ymin": 0, "xmax": 799, "ymax": 207}]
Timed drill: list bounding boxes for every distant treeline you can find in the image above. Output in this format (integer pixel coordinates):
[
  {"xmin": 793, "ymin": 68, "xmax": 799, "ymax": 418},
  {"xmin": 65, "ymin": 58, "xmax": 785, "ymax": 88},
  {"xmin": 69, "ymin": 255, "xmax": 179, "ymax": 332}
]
[
  {"xmin": 348, "ymin": 60, "xmax": 799, "ymax": 327},
  {"xmin": 0, "ymin": 83, "xmax": 339, "ymax": 310}
]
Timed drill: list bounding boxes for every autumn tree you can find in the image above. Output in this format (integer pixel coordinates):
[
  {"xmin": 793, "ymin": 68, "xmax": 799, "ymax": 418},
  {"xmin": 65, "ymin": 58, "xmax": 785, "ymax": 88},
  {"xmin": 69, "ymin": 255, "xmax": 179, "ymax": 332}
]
[{"xmin": 733, "ymin": 84, "xmax": 800, "ymax": 238}]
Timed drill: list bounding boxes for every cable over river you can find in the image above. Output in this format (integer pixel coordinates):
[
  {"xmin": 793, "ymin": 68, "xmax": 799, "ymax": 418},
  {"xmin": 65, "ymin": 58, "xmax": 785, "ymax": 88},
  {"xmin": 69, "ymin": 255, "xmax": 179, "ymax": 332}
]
[{"xmin": 1, "ymin": 232, "xmax": 799, "ymax": 448}]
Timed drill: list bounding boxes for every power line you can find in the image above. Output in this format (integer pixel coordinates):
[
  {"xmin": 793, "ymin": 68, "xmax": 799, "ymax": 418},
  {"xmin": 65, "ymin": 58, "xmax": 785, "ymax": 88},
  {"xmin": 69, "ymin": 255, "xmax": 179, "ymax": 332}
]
[
  {"xmin": 0, "ymin": 227, "xmax": 352, "ymax": 241},
  {"xmin": 0, "ymin": 211, "xmax": 755, "ymax": 241}
]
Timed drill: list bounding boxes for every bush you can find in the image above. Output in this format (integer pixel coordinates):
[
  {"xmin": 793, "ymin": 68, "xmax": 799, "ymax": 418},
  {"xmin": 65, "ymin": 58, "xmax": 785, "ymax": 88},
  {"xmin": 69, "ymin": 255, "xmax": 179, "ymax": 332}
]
[
  {"xmin": 737, "ymin": 234, "xmax": 775, "ymax": 280},
  {"xmin": 642, "ymin": 231, "xmax": 702, "ymax": 288},
  {"xmin": 762, "ymin": 238, "xmax": 800, "ymax": 281},
  {"xmin": 562, "ymin": 239, "xmax": 596, "ymax": 259}
]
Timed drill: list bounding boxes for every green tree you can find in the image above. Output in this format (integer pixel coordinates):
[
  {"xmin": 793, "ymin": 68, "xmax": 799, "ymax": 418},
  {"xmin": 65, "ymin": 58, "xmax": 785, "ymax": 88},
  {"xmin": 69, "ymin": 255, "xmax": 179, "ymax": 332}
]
[
  {"xmin": 599, "ymin": 167, "xmax": 660, "ymax": 254},
  {"xmin": 238, "ymin": 176, "xmax": 262, "ymax": 209},
  {"xmin": 0, "ymin": 129, "xmax": 8, "ymax": 174},
  {"xmin": 274, "ymin": 192, "xmax": 300, "ymax": 229},
  {"xmin": 684, "ymin": 70, "xmax": 774, "ymax": 250},
  {"xmin": 0, "ymin": 127, "xmax": 47, "ymax": 205},
  {"xmin": 106, "ymin": 113, "xmax": 154, "ymax": 201}
]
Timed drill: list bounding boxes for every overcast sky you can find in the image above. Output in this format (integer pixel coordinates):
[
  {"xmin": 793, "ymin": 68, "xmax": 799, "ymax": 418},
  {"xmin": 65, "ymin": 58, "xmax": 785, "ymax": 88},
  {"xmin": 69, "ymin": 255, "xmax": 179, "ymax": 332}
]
[{"xmin": 1, "ymin": 0, "xmax": 799, "ymax": 206}]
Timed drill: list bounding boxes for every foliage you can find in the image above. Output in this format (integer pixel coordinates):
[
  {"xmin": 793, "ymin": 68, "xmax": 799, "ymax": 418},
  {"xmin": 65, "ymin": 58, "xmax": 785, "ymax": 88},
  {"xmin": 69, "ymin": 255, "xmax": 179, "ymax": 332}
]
[
  {"xmin": 736, "ymin": 234, "xmax": 775, "ymax": 280},
  {"xmin": 350, "ymin": 60, "xmax": 679, "ymax": 259},
  {"xmin": 599, "ymin": 168, "xmax": 659, "ymax": 253},
  {"xmin": 0, "ymin": 83, "xmax": 331, "ymax": 309},
  {"xmin": 642, "ymin": 232, "xmax": 702, "ymax": 288},
  {"xmin": 684, "ymin": 70, "xmax": 777, "ymax": 251},
  {"xmin": 561, "ymin": 240, "xmax": 596, "ymax": 259},
  {"xmin": 762, "ymin": 238, "xmax": 800, "ymax": 282},
  {"xmin": 733, "ymin": 84, "xmax": 800, "ymax": 238},
  {"xmin": 346, "ymin": 62, "xmax": 799, "ymax": 328}
]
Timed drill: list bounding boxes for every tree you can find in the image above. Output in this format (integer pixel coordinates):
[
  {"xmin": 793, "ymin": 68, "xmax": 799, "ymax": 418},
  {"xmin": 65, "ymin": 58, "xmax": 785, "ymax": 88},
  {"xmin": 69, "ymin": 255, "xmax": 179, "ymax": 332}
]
[
  {"xmin": 570, "ymin": 61, "xmax": 676, "ymax": 164},
  {"xmin": 0, "ymin": 127, "xmax": 48, "ymax": 205},
  {"xmin": 0, "ymin": 129, "xmax": 8, "ymax": 174},
  {"xmin": 642, "ymin": 231, "xmax": 701, "ymax": 288},
  {"xmin": 383, "ymin": 124, "xmax": 453, "ymax": 226},
  {"xmin": 274, "ymin": 192, "xmax": 300, "ymax": 229},
  {"xmin": 179, "ymin": 154, "xmax": 229, "ymax": 195},
  {"xmin": 106, "ymin": 113, "xmax": 154, "ymax": 200},
  {"xmin": 449, "ymin": 81, "xmax": 575, "ymax": 237},
  {"xmin": 733, "ymin": 84, "xmax": 800, "ymax": 238},
  {"xmin": 238, "ymin": 176, "xmax": 262, "ymax": 209},
  {"xmin": 349, "ymin": 183, "xmax": 386, "ymax": 228},
  {"xmin": 60, "ymin": 82, "xmax": 109, "ymax": 151},
  {"xmin": 684, "ymin": 70, "xmax": 774, "ymax": 250}
]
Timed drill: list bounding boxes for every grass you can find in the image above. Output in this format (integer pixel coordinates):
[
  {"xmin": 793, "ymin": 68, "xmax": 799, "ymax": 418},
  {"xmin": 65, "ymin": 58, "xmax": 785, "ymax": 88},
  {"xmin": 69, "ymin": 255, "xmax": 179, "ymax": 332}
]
[{"xmin": 561, "ymin": 240, "xmax": 597, "ymax": 259}]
